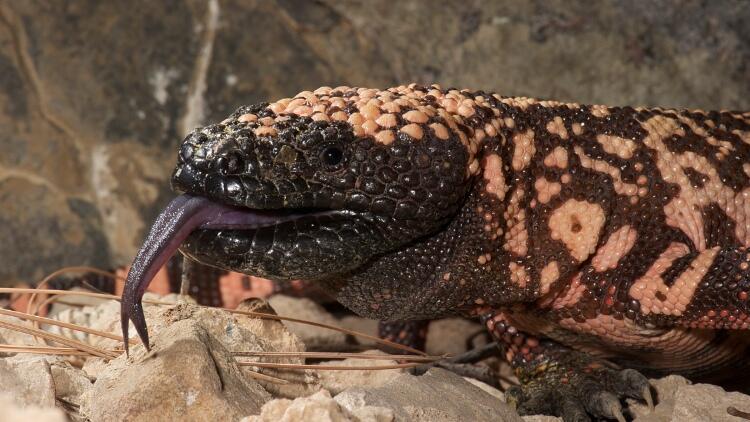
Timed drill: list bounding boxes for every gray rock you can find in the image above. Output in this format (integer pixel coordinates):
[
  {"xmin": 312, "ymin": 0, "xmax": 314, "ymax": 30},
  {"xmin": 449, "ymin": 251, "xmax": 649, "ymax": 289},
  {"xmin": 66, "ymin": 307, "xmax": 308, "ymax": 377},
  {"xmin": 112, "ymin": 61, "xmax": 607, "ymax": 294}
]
[
  {"xmin": 80, "ymin": 317, "xmax": 271, "ymax": 421},
  {"xmin": 0, "ymin": 354, "xmax": 56, "ymax": 408},
  {"xmin": 334, "ymin": 368, "xmax": 522, "ymax": 422}
]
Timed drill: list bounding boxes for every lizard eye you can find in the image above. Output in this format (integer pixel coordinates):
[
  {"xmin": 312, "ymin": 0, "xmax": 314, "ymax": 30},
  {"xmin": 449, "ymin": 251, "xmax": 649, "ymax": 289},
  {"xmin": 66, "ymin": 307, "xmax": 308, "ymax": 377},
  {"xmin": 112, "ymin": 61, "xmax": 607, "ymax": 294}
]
[{"xmin": 320, "ymin": 145, "xmax": 344, "ymax": 168}]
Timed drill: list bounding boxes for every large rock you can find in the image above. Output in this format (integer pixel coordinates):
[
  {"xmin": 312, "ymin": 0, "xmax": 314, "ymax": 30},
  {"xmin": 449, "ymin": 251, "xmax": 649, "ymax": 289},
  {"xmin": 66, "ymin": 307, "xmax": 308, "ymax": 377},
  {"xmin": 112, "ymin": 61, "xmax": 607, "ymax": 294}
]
[
  {"xmin": 334, "ymin": 368, "xmax": 522, "ymax": 422},
  {"xmin": 80, "ymin": 316, "xmax": 271, "ymax": 421}
]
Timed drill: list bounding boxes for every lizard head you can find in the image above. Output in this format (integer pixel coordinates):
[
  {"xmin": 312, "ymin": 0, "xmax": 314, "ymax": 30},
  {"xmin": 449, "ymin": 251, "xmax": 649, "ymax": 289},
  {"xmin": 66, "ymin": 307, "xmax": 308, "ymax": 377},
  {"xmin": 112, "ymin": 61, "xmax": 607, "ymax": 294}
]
[
  {"xmin": 171, "ymin": 102, "xmax": 470, "ymax": 278},
  {"xmin": 122, "ymin": 85, "xmax": 477, "ymax": 350}
]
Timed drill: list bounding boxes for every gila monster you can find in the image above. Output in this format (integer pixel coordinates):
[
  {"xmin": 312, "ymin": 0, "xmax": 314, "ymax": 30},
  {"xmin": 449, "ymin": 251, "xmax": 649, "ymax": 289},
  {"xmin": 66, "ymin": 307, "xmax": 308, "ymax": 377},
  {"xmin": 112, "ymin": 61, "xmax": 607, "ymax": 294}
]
[{"xmin": 121, "ymin": 84, "xmax": 750, "ymax": 421}]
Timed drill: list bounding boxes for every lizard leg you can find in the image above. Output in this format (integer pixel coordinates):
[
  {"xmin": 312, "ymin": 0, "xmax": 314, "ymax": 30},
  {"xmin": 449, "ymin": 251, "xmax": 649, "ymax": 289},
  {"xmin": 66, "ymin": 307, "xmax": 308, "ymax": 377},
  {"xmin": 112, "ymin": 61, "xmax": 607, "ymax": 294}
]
[
  {"xmin": 378, "ymin": 320, "xmax": 430, "ymax": 352},
  {"xmin": 484, "ymin": 312, "xmax": 652, "ymax": 422}
]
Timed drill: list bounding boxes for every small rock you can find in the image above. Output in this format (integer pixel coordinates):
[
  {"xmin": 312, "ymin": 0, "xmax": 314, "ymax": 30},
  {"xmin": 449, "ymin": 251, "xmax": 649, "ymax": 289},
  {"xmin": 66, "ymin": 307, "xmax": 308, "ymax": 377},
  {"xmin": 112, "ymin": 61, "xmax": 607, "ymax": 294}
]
[
  {"xmin": 522, "ymin": 416, "xmax": 562, "ymax": 422},
  {"xmin": 50, "ymin": 361, "xmax": 93, "ymax": 408},
  {"xmin": 81, "ymin": 316, "xmax": 271, "ymax": 421},
  {"xmin": 0, "ymin": 314, "xmax": 39, "ymax": 348},
  {"xmin": 425, "ymin": 318, "xmax": 485, "ymax": 356},
  {"xmin": 0, "ymin": 354, "xmax": 56, "ymax": 408},
  {"xmin": 318, "ymin": 350, "xmax": 407, "ymax": 395},
  {"xmin": 338, "ymin": 316, "xmax": 379, "ymax": 347},
  {"xmin": 0, "ymin": 393, "xmax": 67, "ymax": 422},
  {"xmin": 268, "ymin": 295, "xmax": 347, "ymax": 350},
  {"xmin": 335, "ymin": 368, "xmax": 522, "ymax": 422},
  {"xmin": 242, "ymin": 389, "xmax": 393, "ymax": 422}
]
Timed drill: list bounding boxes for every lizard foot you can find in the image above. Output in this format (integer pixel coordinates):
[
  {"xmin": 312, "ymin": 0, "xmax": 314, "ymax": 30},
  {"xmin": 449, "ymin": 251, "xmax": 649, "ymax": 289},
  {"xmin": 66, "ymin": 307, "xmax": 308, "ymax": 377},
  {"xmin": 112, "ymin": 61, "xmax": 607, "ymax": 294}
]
[{"xmin": 506, "ymin": 348, "xmax": 653, "ymax": 422}]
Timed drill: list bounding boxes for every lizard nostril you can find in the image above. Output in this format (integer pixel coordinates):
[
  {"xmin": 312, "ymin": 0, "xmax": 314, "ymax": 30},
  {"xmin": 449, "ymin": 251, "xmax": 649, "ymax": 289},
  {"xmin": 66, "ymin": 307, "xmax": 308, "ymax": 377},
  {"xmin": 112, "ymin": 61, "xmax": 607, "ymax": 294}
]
[
  {"xmin": 217, "ymin": 152, "xmax": 245, "ymax": 175},
  {"xmin": 193, "ymin": 132, "xmax": 208, "ymax": 144}
]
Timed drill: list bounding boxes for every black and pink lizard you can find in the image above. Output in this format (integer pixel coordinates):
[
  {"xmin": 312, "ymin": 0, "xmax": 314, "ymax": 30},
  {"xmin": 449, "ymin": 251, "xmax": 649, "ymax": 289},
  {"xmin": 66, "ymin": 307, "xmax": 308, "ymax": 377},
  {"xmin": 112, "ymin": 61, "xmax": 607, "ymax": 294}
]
[{"xmin": 120, "ymin": 84, "xmax": 750, "ymax": 421}]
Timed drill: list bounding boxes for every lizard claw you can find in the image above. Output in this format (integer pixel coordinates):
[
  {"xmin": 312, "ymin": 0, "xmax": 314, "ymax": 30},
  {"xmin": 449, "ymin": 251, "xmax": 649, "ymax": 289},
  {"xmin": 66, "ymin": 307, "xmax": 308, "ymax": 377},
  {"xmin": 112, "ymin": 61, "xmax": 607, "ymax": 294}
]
[
  {"xmin": 643, "ymin": 385, "xmax": 655, "ymax": 412},
  {"xmin": 588, "ymin": 390, "xmax": 625, "ymax": 422},
  {"xmin": 509, "ymin": 347, "xmax": 653, "ymax": 421}
]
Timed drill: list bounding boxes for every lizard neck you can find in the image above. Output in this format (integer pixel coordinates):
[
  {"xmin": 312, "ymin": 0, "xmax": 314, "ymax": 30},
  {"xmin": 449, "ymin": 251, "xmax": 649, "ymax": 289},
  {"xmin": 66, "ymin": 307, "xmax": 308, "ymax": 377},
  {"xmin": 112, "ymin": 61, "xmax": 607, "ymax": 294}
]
[{"xmin": 321, "ymin": 94, "xmax": 560, "ymax": 320}]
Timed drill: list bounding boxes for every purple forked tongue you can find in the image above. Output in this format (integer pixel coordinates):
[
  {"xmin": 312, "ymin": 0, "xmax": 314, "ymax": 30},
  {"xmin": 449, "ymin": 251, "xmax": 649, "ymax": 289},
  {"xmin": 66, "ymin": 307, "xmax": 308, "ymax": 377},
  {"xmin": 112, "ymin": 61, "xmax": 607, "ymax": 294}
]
[{"xmin": 120, "ymin": 194, "xmax": 283, "ymax": 355}]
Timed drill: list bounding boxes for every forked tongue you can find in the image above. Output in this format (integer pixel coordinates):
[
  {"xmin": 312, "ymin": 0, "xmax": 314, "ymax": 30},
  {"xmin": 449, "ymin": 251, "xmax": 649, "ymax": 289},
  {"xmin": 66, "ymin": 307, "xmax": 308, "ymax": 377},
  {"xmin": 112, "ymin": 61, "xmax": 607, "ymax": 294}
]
[{"xmin": 120, "ymin": 194, "xmax": 282, "ymax": 355}]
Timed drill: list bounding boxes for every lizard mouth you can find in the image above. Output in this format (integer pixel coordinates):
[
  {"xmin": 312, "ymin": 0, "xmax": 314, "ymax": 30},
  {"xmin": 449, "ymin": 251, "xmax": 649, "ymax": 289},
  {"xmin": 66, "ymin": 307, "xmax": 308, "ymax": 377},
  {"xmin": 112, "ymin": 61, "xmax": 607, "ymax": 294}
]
[{"xmin": 120, "ymin": 194, "xmax": 338, "ymax": 354}]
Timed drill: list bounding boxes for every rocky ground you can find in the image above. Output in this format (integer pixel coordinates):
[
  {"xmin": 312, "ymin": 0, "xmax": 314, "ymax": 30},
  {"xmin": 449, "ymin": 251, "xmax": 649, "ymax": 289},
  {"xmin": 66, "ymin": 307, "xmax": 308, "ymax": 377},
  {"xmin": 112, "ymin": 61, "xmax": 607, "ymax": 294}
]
[{"xmin": 1, "ymin": 294, "xmax": 749, "ymax": 421}]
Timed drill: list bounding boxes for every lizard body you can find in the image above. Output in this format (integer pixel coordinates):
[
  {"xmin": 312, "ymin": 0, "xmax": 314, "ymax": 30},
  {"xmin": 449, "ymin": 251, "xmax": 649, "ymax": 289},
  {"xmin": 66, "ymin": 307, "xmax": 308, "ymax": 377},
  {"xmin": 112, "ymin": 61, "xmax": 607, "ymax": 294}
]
[{"xmin": 122, "ymin": 84, "xmax": 750, "ymax": 421}]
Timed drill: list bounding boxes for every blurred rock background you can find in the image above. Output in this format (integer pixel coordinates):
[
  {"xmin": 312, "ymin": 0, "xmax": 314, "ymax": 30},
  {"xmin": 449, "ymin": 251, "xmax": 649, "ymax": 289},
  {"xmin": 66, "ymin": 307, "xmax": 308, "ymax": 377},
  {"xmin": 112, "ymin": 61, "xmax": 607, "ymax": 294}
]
[{"xmin": 0, "ymin": 0, "xmax": 748, "ymax": 286}]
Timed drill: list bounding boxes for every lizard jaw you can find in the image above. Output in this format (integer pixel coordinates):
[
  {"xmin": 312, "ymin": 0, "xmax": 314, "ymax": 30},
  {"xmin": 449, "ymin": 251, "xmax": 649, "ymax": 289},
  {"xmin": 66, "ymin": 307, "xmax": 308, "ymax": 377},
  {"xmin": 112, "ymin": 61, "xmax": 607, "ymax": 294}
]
[{"xmin": 120, "ymin": 194, "xmax": 335, "ymax": 355}]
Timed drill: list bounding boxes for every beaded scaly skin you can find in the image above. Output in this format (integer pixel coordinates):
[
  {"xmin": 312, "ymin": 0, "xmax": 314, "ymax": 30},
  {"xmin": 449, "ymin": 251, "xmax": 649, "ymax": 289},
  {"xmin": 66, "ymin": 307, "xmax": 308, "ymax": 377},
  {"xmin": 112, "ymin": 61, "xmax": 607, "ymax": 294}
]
[{"xmin": 130, "ymin": 83, "xmax": 750, "ymax": 421}]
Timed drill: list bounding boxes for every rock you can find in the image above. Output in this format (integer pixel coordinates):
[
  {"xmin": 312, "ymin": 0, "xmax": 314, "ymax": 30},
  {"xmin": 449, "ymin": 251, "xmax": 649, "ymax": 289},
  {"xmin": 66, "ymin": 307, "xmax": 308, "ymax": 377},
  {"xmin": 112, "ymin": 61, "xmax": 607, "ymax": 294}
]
[
  {"xmin": 242, "ymin": 389, "xmax": 393, "ymax": 422},
  {"xmin": 0, "ymin": 354, "xmax": 56, "ymax": 408},
  {"xmin": 268, "ymin": 295, "xmax": 348, "ymax": 351},
  {"xmin": 77, "ymin": 297, "xmax": 317, "ymax": 397},
  {"xmin": 671, "ymin": 383, "xmax": 750, "ymax": 422},
  {"xmin": 46, "ymin": 292, "xmax": 176, "ymax": 351},
  {"xmin": 50, "ymin": 361, "xmax": 93, "ymax": 408},
  {"xmin": 630, "ymin": 375, "xmax": 750, "ymax": 422},
  {"xmin": 80, "ymin": 316, "xmax": 271, "ymax": 421},
  {"xmin": 463, "ymin": 377, "xmax": 505, "ymax": 402},
  {"xmin": 522, "ymin": 416, "xmax": 562, "ymax": 422},
  {"xmin": 338, "ymin": 316, "xmax": 379, "ymax": 347},
  {"xmin": 334, "ymin": 368, "xmax": 522, "ymax": 422},
  {"xmin": 0, "ymin": 314, "xmax": 39, "ymax": 348},
  {"xmin": 0, "ymin": 393, "xmax": 67, "ymax": 422},
  {"xmin": 318, "ymin": 350, "xmax": 407, "ymax": 395},
  {"xmin": 425, "ymin": 318, "xmax": 485, "ymax": 356}
]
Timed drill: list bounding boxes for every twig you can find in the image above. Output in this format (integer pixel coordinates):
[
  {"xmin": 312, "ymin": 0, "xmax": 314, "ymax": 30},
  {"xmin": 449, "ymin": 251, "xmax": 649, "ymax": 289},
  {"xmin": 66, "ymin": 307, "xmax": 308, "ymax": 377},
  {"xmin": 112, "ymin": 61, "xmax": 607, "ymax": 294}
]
[
  {"xmin": 410, "ymin": 342, "xmax": 518, "ymax": 388},
  {"xmin": 228, "ymin": 308, "xmax": 428, "ymax": 356},
  {"xmin": 242, "ymin": 369, "xmax": 290, "ymax": 385},
  {"xmin": 0, "ymin": 319, "xmax": 115, "ymax": 359},
  {"xmin": 236, "ymin": 361, "xmax": 420, "ymax": 371},
  {"xmin": 0, "ymin": 308, "xmax": 134, "ymax": 344},
  {"xmin": 2, "ymin": 287, "xmax": 428, "ymax": 357},
  {"xmin": 231, "ymin": 351, "xmax": 445, "ymax": 362},
  {"xmin": 0, "ymin": 344, "xmax": 102, "ymax": 356}
]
